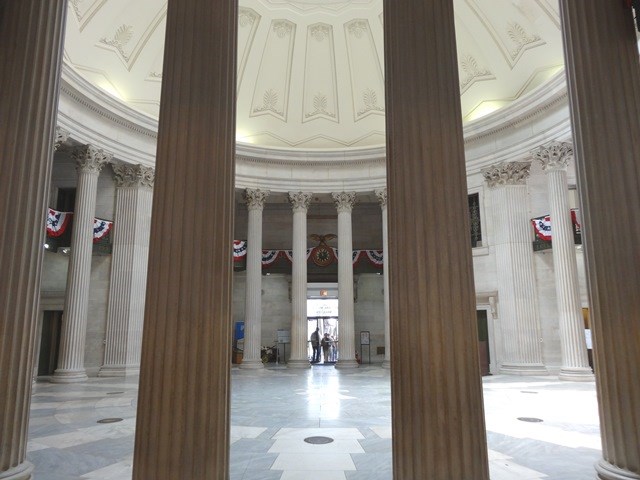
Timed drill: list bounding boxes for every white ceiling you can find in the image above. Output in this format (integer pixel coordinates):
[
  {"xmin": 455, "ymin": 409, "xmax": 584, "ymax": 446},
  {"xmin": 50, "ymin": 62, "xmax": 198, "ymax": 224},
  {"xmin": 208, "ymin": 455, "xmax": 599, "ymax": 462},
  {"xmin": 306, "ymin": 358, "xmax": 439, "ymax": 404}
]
[{"xmin": 63, "ymin": 0, "xmax": 565, "ymax": 150}]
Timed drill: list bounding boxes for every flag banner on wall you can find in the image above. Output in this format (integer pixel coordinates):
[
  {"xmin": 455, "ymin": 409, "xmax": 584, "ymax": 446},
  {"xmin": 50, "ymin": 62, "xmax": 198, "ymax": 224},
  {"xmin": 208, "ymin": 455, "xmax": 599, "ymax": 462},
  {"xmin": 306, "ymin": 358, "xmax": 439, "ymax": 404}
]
[
  {"xmin": 365, "ymin": 250, "xmax": 384, "ymax": 267},
  {"xmin": 261, "ymin": 250, "xmax": 281, "ymax": 265},
  {"xmin": 46, "ymin": 208, "xmax": 72, "ymax": 237},
  {"xmin": 352, "ymin": 250, "xmax": 363, "ymax": 264},
  {"xmin": 233, "ymin": 240, "xmax": 247, "ymax": 261},
  {"xmin": 283, "ymin": 248, "xmax": 313, "ymax": 263},
  {"xmin": 93, "ymin": 218, "xmax": 113, "ymax": 243},
  {"xmin": 531, "ymin": 209, "xmax": 581, "ymax": 241}
]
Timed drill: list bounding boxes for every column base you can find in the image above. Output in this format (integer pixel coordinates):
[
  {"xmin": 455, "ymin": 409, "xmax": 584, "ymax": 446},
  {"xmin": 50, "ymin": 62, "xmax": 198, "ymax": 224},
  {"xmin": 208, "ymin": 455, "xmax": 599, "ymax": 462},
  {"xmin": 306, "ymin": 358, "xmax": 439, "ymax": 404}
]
[
  {"xmin": 0, "ymin": 461, "xmax": 34, "ymax": 480},
  {"xmin": 50, "ymin": 369, "xmax": 88, "ymax": 383},
  {"xmin": 335, "ymin": 359, "xmax": 360, "ymax": 369},
  {"xmin": 559, "ymin": 367, "xmax": 594, "ymax": 382},
  {"xmin": 381, "ymin": 359, "xmax": 391, "ymax": 369},
  {"xmin": 596, "ymin": 459, "xmax": 640, "ymax": 480},
  {"xmin": 499, "ymin": 364, "xmax": 548, "ymax": 376},
  {"xmin": 286, "ymin": 359, "xmax": 311, "ymax": 369},
  {"xmin": 239, "ymin": 359, "xmax": 264, "ymax": 370},
  {"xmin": 98, "ymin": 365, "xmax": 140, "ymax": 377}
]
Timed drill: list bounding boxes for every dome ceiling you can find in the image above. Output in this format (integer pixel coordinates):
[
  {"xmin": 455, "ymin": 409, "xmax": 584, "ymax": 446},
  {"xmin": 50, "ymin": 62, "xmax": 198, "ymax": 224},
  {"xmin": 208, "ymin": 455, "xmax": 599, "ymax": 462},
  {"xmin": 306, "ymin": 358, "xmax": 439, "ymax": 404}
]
[{"xmin": 63, "ymin": 0, "xmax": 564, "ymax": 150}]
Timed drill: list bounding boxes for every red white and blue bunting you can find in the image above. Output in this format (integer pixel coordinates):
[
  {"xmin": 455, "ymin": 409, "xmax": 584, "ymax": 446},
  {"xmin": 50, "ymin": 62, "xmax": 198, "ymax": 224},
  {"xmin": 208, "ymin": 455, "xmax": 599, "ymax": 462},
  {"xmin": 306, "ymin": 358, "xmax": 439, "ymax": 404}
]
[
  {"xmin": 365, "ymin": 250, "xmax": 384, "ymax": 267},
  {"xmin": 233, "ymin": 240, "xmax": 247, "ymax": 262},
  {"xmin": 261, "ymin": 250, "xmax": 281, "ymax": 265},
  {"xmin": 93, "ymin": 218, "xmax": 113, "ymax": 243},
  {"xmin": 46, "ymin": 208, "xmax": 72, "ymax": 237},
  {"xmin": 531, "ymin": 209, "xmax": 581, "ymax": 241}
]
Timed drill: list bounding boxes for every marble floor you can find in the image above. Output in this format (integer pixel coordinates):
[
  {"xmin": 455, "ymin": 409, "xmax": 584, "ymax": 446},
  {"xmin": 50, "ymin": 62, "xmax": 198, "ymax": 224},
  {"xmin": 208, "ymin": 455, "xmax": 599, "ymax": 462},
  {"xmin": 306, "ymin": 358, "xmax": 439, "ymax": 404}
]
[{"xmin": 27, "ymin": 366, "xmax": 601, "ymax": 479}]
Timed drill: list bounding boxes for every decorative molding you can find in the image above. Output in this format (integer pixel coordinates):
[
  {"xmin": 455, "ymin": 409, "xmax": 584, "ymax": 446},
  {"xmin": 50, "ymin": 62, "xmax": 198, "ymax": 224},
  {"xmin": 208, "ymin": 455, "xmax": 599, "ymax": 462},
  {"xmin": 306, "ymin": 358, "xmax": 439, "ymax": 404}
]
[
  {"xmin": 273, "ymin": 20, "xmax": 294, "ymax": 38},
  {"xmin": 243, "ymin": 188, "xmax": 270, "ymax": 210},
  {"xmin": 532, "ymin": 140, "xmax": 573, "ymax": 172},
  {"xmin": 358, "ymin": 88, "xmax": 384, "ymax": 116},
  {"xmin": 112, "ymin": 163, "xmax": 155, "ymax": 188},
  {"xmin": 288, "ymin": 191, "xmax": 313, "ymax": 212},
  {"xmin": 459, "ymin": 54, "xmax": 494, "ymax": 93},
  {"xmin": 253, "ymin": 89, "xmax": 284, "ymax": 116},
  {"xmin": 507, "ymin": 22, "xmax": 542, "ymax": 60},
  {"xmin": 72, "ymin": 144, "xmax": 113, "ymax": 174},
  {"xmin": 239, "ymin": 7, "xmax": 258, "ymax": 28},
  {"xmin": 332, "ymin": 192, "xmax": 357, "ymax": 213},
  {"xmin": 100, "ymin": 24, "xmax": 134, "ymax": 62},
  {"xmin": 310, "ymin": 24, "xmax": 330, "ymax": 42},
  {"xmin": 374, "ymin": 188, "xmax": 387, "ymax": 209},
  {"xmin": 305, "ymin": 92, "xmax": 336, "ymax": 119},
  {"xmin": 481, "ymin": 161, "xmax": 532, "ymax": 188},
  {"xmin": 55, "ymin": 127, "xmax": 70, "ymax": 151},
  {"xmin": 347, "ymin": 20, "xmax": 368, "ymax": 39}
]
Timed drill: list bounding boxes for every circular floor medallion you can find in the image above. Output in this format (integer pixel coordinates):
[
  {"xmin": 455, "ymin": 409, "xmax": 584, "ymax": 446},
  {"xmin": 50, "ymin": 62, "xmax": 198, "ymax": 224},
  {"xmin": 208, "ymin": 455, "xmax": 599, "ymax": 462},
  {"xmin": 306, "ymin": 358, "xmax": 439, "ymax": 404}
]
[
  {"xmin": 517, "ymin": 417, "xmax": 543, "ymax": 423},
  {"xmin": 520, "ymin": 391, "xmax": 538, "ymax": 394},
  {"xmin": 304, "ymin": 436, "xmax": 334, "ymax": 444},
  {"xmin": 97, "ymin": 418, "xmax": 124, "ymax": 424},
  {"xmin": 106, "ymin": 391, "xmax": 125, "ymax": 395}
]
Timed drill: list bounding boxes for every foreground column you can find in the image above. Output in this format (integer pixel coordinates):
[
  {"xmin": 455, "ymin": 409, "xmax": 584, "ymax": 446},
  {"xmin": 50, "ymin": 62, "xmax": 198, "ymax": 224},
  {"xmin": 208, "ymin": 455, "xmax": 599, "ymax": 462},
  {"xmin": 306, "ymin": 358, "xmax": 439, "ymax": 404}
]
[
  {"xmin": 384, "ymin": 0, "xmax": 489, "ymax": 477},
  {"xmin": 483, "ymin": 162, "xmax": 547, "ymax": 375},
  {"xmin": 53, "ymin": 145, "xmax": 112, "ymax": 383},
  {"xmin": 99, "ymin": 164, "xmax": 154, "ymax": 377},
  {"xmin": 560, "ymin": 3, "xmax": 640, "ymax": 478},
  {"xmin": 0, "ymin": 2, "xmax": 66, "ymax": 478},
  {"xmin": 240, "ymin": 188, "xmax": 270, "ymax": 369},
  {"xmin": 375, "ymin": 188, "xmax": 391, "ymax": 368},
  {"xmin": 533, "ymin": 141, "xmax": 592, "ymax": 381},
  {"xmin": 333, "ymin": 192, "xmax": 358, "ymax": 369},
  {"xmin": 287, "ymin": 192, "xmax": 312, "ymax": 368},
  {"xmin": 131, "ymin": 0, "xmax": 236, "ymax": 477}
]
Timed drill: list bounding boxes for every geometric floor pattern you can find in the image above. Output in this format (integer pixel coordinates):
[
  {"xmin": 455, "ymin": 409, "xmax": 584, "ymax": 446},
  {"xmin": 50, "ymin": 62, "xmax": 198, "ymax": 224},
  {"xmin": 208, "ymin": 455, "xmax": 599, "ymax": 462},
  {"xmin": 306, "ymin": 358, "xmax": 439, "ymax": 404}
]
[{"xmin": 27, "ymin": 366, "xmax": 602, "ymax": 479}]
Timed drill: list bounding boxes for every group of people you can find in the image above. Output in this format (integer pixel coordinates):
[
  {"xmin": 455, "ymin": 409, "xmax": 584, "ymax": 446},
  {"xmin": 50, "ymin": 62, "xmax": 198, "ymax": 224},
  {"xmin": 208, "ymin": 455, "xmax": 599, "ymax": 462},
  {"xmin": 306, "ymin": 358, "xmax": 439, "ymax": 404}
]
[{"xmin": 310, "ymin": 327, "xmax": 336, "ymax": 363}]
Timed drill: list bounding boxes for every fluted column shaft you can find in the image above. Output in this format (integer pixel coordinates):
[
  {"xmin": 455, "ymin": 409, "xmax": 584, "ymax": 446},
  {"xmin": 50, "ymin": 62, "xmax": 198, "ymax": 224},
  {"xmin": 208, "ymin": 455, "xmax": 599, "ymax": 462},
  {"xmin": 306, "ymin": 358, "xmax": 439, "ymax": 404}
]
[
  {"xmin": 53, "ymin": 146, "xmax": 111, "ymax": 383},
  {"xmin": 131, "ymin": 0, "xmax": 236, "ymax": 477},
  {"xmin": 483, "ymin": 162, "xmax": 547, "ymax": 375},
  {"xmin": 384, "ymin": 0, "xmax": 489, "ymax": 477},
  {"xmin": 240, "ymin": 189, "xmax": 269, "ymax": 369},
  {"xmin": 287, "ymin": 192, "xmax": 312, "ymax": 368},
  {"xmin": 0, "ymin": 2, "xmax": 66, "ymax": 478},
  {"xmin": 333, "ymin": 192, "xmax": 358, "ymax": 369},
  {"xmin": 100, "ymin": 164, "xmax": 154, "ymax": 377},
  {"xmin": 560, "ymin": 2, "xmax": 640, "ymax": 478},
  {"xmin": 375, "ymin": 188, "xmax": 391, "ymax": 368},
  {"xmin": 534, "ymin": 142, "xmax": 592, "ymax": 381}
]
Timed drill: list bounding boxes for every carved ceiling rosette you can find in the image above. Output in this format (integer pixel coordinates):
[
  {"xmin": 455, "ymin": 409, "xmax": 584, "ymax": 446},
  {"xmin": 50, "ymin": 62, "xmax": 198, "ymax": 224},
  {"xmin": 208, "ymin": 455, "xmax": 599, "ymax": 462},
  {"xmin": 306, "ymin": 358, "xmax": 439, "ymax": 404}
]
[
  {"xmin": 243, "ymin": 188, "xmax": 270, "ymax": 210},
  {"xmin": 481, "ymin": 161, "xmax": 532, "ymax": 188},
  {"xmin": 288, "ymin": 191, "xmax": 313, "ymax": 212},
  {"xmin": 332, "ymin": 191, "xmax": 357, "ymax": 213},
  {"xmin": 112, "ymin": 163, "xmax": 155, "ymax": 188},
  {"xmin": 532, "ymin": 140, "xmax": 573, "ymax": 172},
  {"xmin": 72, "ymin": 145, "xmax": 113, "ymax": 174}
]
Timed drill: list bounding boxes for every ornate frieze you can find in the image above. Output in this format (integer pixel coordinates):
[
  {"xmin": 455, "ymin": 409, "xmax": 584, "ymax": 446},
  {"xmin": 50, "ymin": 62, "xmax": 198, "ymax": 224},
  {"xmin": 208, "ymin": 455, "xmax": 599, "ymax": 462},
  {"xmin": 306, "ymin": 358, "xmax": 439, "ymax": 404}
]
[
  {"xmin": 72, "ymin": 145, "xmax": 112, "ymax": 174},
  {"xmin": 288, "ymin": 191, "xmax": 313, "ymax": 212},
  {"xmin": 482, "ymin": 161, "xmax": 531, "ymax": 188},
  {"xmin": 374, "ymin": 188, "xmax": 387, "ymax": 209},
  {"xmin": 532, "ymin": 140, "xmax": 573, "ymax": 172},
  {"xmin": 54, "ymin": 127, "xmax": 69, "ymax": 151},
  {"xmin": 332, "ymin": 191, "xmax": 357, "ymax": 213},
  {"xmin": 112, "ymin": 163, "xmax": 155, "ymax": 188},
  {"xmin": 243, "ymin": 188, "xmax": 270, "ymax": 210}
]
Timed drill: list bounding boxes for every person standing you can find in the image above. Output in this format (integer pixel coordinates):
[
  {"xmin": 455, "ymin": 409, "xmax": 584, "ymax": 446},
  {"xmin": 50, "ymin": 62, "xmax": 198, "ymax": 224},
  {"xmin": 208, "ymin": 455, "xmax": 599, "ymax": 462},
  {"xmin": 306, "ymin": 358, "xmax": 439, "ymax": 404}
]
[
  {"xmin": 321, "ymin": 332, "xmax": 332, "ymax": 363},
  {"xmin": 310, "ymin": 327, "xmax": 321, "ymax": 363}
]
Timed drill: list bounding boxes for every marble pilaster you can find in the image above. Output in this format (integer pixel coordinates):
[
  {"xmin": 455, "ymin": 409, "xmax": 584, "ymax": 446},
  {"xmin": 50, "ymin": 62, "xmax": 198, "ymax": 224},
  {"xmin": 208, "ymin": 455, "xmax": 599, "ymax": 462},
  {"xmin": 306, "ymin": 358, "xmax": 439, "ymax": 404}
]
[
  {"xmin": 240, "ymin": 188, "xmax": 270, "ymax": 369},
  {"xmin": 533, "ymin": 141, "xmax": 592, "ymax": 381},
  {"xmin": 52, "ymin": 145, "xmax": 112, "ymax": 383},
  {"xmin": 560, "ymin": 2, "xmax": 640, "ymax": 478},
  {"xmin": 384, "ymin": 0, "xmax": 489, "ymax": 476},
  {"xmin": 99, "ymin": 164, "xmax": 155, "ymax": 377},
  {"xmin": 375, "ymin": 188, "xmax": 391, "ymax": 368},
  {"xmin": 333, "ymin": 192, "xmax": 358, "ymax": 369},
  {"xmin": 286, "ymin": 192, "xmax": 313, "ymax": 368},
  {"xmin": 0, "ymin": 1, "xmax": 67, "ymax": 478},
  {"xmin": 482, "ymin": 162, "xmax": 547, "ymax": 375}
]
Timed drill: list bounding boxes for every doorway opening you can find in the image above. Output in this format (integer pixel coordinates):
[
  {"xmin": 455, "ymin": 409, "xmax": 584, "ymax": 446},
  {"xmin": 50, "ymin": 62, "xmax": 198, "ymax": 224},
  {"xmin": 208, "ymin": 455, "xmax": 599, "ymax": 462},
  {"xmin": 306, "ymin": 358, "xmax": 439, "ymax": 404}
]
[
  {"xmin": 38, "ymin": 310, "xmax": 62, "ymax": 376},
  {"xmin": 307, "ymin": 296, "xmax": 338, "ymax": 364}
]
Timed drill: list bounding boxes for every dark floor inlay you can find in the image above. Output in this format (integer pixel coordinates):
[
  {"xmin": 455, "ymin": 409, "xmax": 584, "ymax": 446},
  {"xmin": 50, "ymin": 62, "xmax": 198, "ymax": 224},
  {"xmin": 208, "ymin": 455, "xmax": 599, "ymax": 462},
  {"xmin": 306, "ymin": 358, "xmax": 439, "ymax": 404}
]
[
  {"xmin": 106, "ymin": 391, "xmax": 125, "ymax": 395},
  {"xmin": 97, "ymin": 418, "xmax": 124, "ymax": 424},
  {"xmin": 517, "ymin": 417, "xmax": 543, "ymax": 423},
  {"xmin": 304, "ymin": 436, "xmax": 334, "ymax": 444}
]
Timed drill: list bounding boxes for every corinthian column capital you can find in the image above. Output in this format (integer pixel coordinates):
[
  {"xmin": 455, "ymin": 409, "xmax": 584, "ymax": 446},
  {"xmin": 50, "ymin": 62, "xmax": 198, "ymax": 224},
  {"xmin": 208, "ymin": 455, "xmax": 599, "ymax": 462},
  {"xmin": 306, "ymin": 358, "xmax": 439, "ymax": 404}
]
[
  {"xmin": 54, "ymin": 127, "xmax": 69, "ymax": 151},
  {"xmin": 288, "ymin": 191, "xmax": 313, "ymax": 212},
  {"xmin": 332, "ymin": 192, "xmax": 357, "ymax": 213},
  {"xmin": 375, "ymin": 188, "xmax": 387, "ymax": 209},
  {"xmin": 481, "ymin": 161, "xmax": 531, "ymax": 188},
  {"xmin": 244, "ymin": 188, "xmax": 270, "ymax": 210},
  {"xmin": 72, "ymin": 145, "xmax": 113, "ymax": 174},
  {"xmin": 532, "ymin": 141, "xmax": 573, "ymax": 172},
  {"xmin": 112, "ymin": 163, "xmax": 155, "ymax": 188}
]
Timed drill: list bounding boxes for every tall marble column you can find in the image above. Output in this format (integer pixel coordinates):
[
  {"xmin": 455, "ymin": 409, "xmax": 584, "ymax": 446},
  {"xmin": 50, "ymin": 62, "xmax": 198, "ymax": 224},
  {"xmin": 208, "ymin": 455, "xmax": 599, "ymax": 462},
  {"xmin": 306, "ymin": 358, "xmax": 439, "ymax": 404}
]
[
  {"xmin": 287, "ymin": 191, "xmax": 313, "ymax": 368},
  {"xmin": 240, "ymin": 188, "xmax": 270, "ymax": 369},
  {"xmin": 533, "ymin": 141, "xmax": 593, "ymax": 381},
  {"xmin": 132, "ymin": 0, "xmax": 236, "ymax": 476},
  {"xmin": 375, "ymin": 188, "xmax": 391, "ymax": 368},
  {"xmin": 52, "ymin": 145, "xmax": 112, "ymax": 383},
  {"xmin": 332, "ymin": 192, "xmax": 358, "ymax": 369},
  {"xmin": 0, "ymin": 2, "xmax": 67, "ymax": 478},
  {"xmin": 99, "ymin": 164, "xmax": 155, "ymax": 377},
  {"xmin": 560, "ymin": 3, "xmax": 640, "ymax": 478},
  {"xmin": 482, "ymin": 162, "xmax": 547, "ymax": 376},
  {"xmin": 384, "ymin": 0, "xmax": 489, "ymax": 476}
]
